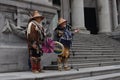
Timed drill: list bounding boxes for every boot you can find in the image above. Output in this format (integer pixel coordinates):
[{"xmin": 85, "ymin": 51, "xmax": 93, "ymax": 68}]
[
  {"xmin": 30, "ymin": 57, "xmax": 39, "ymax": 73},
  {"xmin": 36, "ymin": 57, "xmax": 42, "ymax": 72},
  {"xmin": 57, "ymin": 57, "xmax": 63, "ymax": 71},
  {"xmin": 63, "ymin": 58, "xmax": 71, "ymax": 71},
  {"xmin": 58, "ymin": 65, "xmax": 62, "ymax": 71},
  {"xmin": 64, "ymin": 66, "xmax": 71, "ymax": 71}
]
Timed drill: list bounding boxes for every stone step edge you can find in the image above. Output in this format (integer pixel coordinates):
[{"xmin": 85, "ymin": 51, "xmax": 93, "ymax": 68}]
[
  {"xmin": 68, "ymin": 57, "xmax": 120, "ymax": 61},
  {"xmin": 70, "ymin": 50, "xmax": 120, "ymax": 52},
  {"xmin": 72, "ymin": 72, "xmax": 120, "ymax": 80},
  {"xmin": 51, "ymin": 61, "xmax": 120, "ymax": 66},
  {"xmin": 70, "ymin": 55, "xmax": 120, "ymax": 58},
  {"xmin": 1, "ymin": 65, "xmax": 120, "ymax": 80}
]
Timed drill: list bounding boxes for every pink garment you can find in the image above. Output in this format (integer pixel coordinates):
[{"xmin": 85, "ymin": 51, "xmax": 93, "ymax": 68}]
[{"xmin": 42, "ymin": 38, "xmax": 55, "ymax": 53}]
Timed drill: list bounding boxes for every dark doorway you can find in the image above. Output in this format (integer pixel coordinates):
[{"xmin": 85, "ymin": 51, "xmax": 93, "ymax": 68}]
[
  {"xmin": 84, "ymin": 8, "xmax": 98, "ymax": 34},
  {"xmin": 52, "ymin": 0, "xmax": 61, "ymax": 6}
]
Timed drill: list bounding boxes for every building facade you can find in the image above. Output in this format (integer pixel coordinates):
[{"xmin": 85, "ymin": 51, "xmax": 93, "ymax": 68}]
[
  {"xmin": 60, "ymin": 0, "xmax": 120, "ymax": 34},
  {"xmin": 0, "ymin": 0, "xmax": 119, "ymax": 72}
]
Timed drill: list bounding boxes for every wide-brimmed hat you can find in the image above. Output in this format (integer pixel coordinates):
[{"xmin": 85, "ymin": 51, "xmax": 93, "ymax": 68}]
[
  {"xmin": 58, "ymin": 18, "xmax": 67, "ymax": 25},
  {"xmin": 30, "ymin": 10, "xmax": 44, "ymax": 21}
]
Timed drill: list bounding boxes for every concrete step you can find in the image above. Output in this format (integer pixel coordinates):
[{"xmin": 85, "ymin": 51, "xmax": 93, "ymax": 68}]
[
  {"xmin": 71, "ymin": 47, "xmax": 114, "ymax": 50},
  {"xmin": 69, "ymin": 56, "xmax": 120, "ymax": 62},
  {"xmin": 72, "ymin": 42, "xmax": 116, "ymax": 47},
  {"xmin": 70, "ymin": 54, "xmax": 101, "ymax": 56},
  {"xmin": 41, "ymin": 65, "xmax": 120, "ymax": 80},
  {"xmin": 71, "ymin": 48, "xmax": 117, "ymax": 51},
  {"xmin": 69, "ymin": 56, "xmax": 120, "ymax": 61},
  {"xmin": 68, "ymin": 58, "xmax": 120, "ymax": 63},
  {"xmin": 72, "ymin": 43, "xmax": 86, "ymax": 45},
  {"xmin": 70, "ymin": 52, "xmax": 120, "ymax": 55},
  {"xmin": 70, "ymin": 61, "xmax": 120, "ymax": 69},
  {"xmin": 72, "ymin": 44, "xmax": 111, "ymax": 47},
  {"xmin": 1, "ymin": 65, "xmax": 120, "ymax": 80},
  {"xmin": 70, "ymin": 55, "xmax": 120, "ymax": 59},
  {"xmin": 70, "ymin": 50, "xmax": 120, "ymax": 52},
  {"xmin": 72, "ymin": 73, "xmax": 120, "ymax": 80},
  {"xmin": 52, "ymin": 59, "xmax": 120, "ymax": 65},
  {"xmin": 71, "ymin": 47, "xmax": 116, "ymax": 50},
  {"xmin": 45, "ymin": 61, "xmax": 120, "ymax": 70}
]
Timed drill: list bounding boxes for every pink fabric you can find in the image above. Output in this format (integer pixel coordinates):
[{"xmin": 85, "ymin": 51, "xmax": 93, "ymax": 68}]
[{"xmin": 42, "ymin": 38, "xmax": 55, "ymax": 53}]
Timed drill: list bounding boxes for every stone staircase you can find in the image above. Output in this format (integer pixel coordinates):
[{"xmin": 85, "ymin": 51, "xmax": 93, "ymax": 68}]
[
  {"xmin": 1, "ymin": 65, "xmax": 120, "ymax": 80},
  {"xmin": 43, "ymin": 34, "xmax": 120, "ymax": 70},
  {"xmin": 37, "ymin": 33, "xmax": 120, "ymax": 80},
  {"xmin": 2, "ymin": 34, "xmax": 120, "ymax": 80}
]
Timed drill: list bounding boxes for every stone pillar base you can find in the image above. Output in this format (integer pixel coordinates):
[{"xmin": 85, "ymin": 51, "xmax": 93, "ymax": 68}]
[
  {"xmin": 73, "ymin": 27, "xmax": 90, "ymax": 34},
  {"xmin": 79, "ymin": 29, "xmax": 90, "ymax": 34}
]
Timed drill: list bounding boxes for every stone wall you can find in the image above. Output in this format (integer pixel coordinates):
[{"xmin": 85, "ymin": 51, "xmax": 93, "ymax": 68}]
[
  {"xmin": 84, "ymin": 0, "xmax": 96, "ymax": 8},
  {"xmin": 0, "ymin": 0, "xmax": 58, "ymax": 72}
]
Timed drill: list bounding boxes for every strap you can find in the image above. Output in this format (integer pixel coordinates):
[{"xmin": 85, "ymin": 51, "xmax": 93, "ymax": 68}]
[{"xmin": 32, "ymin": 20, "xmax": 46, "ymax": 42}]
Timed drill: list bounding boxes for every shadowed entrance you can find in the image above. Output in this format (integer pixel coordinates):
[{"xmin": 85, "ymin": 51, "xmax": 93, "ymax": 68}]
[{"xmin": 84, "ymin": 8, "xmax": 98, "ymax": 34}]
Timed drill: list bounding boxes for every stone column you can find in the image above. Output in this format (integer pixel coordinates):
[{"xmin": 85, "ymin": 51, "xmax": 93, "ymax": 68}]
[
  {"xmin": 112, "ymin": 0, "xmax": 118, "ymax": 29},
  {"xmin": 110, "ymin": 0, "xmax": 118, "ymax": 30},
  {"xmin": 71, "ymin": 0, "xmax": 89, "ymax": 33},
  {"xmin": 117, "ymin": 0, "xmax": 120, "ymax": 24},
  {"xmin": 96, "ymin": 0, "xmax": 112, "ymax": 33},
  {"xmin": 61, "ymin": 0, "xmax": 70, "ymax": 23}
]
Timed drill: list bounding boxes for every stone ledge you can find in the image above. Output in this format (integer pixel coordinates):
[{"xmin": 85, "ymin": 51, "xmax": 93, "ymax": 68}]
[
  {"xmin": 73, "ymin": 72, "xmax": 120, "ymax": 80},
  {"xmin": 0, "ymin": 45, "xmax": 27, "ymax": 49},
  {"xmin": 0, "ymin": 65, "xmax": 120, "ymax": 80}
]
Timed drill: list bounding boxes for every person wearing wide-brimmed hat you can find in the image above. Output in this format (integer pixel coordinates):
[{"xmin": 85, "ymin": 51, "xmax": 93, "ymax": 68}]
[
  {"xmin": 54, "ymin": 18, "xmax": 79, "ymax": 71},
  {"xmin": 26, "ymin": 10, "xmax": 45, "ymax": 73}
]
